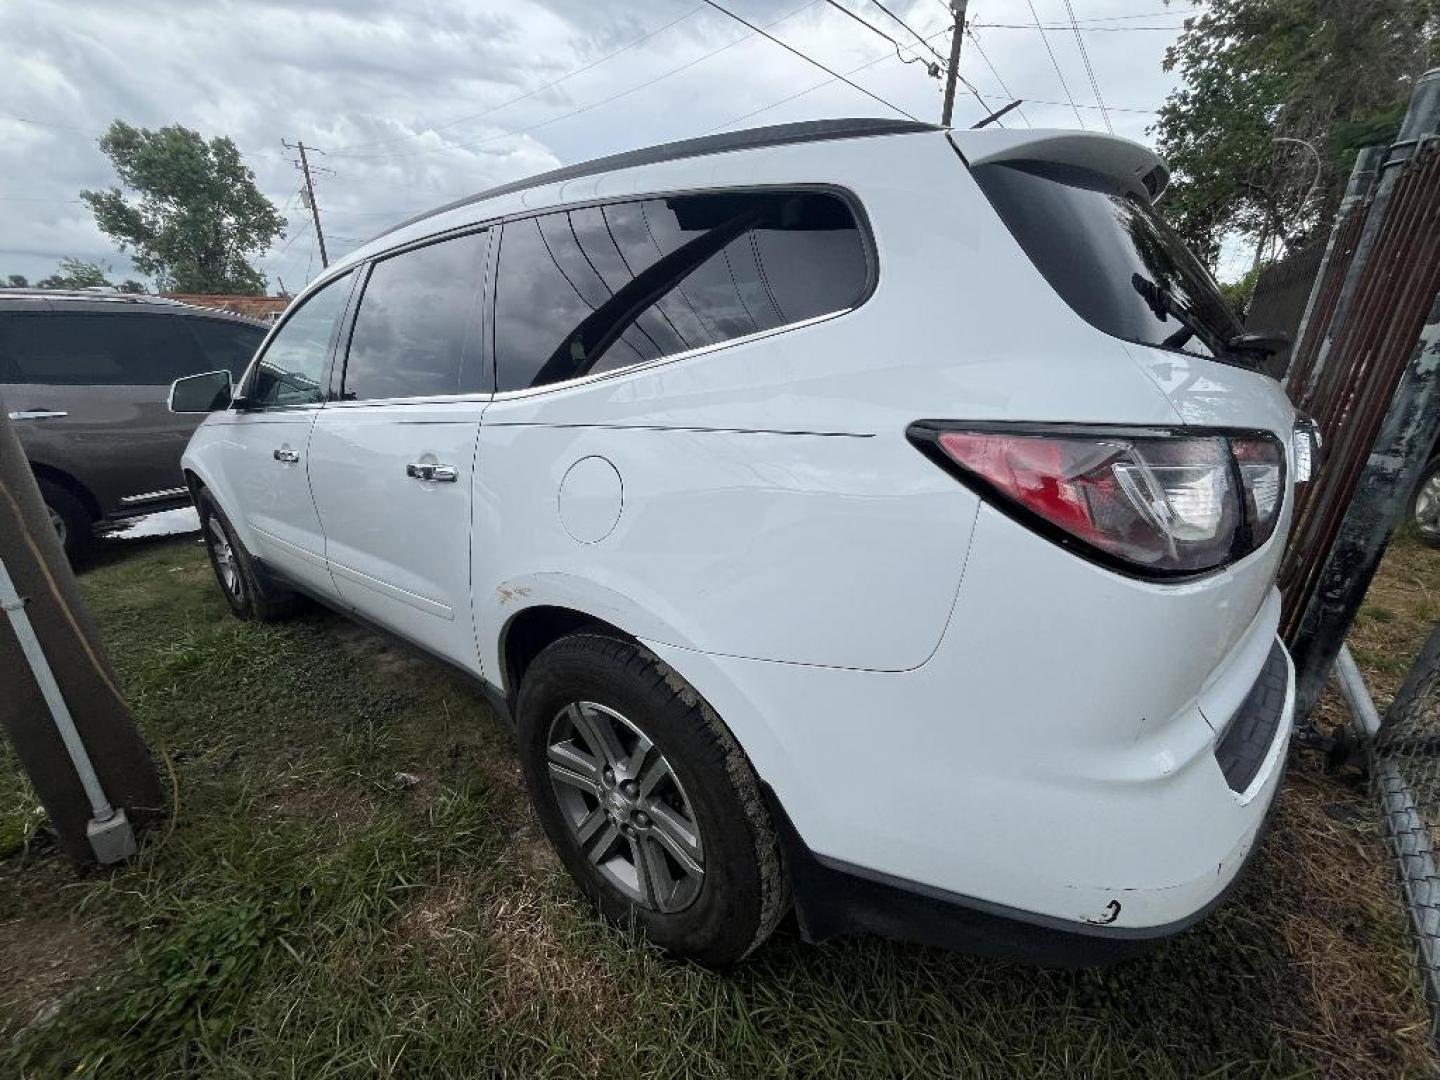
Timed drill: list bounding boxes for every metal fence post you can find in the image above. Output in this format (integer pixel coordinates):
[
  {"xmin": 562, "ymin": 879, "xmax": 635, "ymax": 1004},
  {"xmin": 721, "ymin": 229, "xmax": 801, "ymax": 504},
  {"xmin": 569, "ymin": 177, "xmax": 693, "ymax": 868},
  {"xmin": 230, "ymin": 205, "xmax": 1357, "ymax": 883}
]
[
  {"xmin": 1289, "ymin": 72, "xmax": 1440, "ymax": 719},
  {"xmin": 1284, "ymin": 145, "xmax": 1384, "ymax": 397}
]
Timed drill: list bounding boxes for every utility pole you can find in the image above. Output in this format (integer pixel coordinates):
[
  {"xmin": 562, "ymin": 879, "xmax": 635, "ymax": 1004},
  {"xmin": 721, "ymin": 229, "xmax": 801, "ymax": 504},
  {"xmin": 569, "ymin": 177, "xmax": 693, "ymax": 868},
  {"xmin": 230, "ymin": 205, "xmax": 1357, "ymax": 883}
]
[
  {"xmin": 283, "ymin": 139, "xmax": 329, "ymax": 269},
  {"xmin": 939, "ymin": 0, "xmax": 969, "ymax": 127}
]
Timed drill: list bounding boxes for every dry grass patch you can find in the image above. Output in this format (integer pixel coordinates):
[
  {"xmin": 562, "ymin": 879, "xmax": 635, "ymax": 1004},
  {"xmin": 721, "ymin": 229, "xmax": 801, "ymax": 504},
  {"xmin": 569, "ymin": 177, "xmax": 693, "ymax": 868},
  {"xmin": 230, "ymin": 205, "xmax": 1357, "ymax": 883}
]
[
  {"xmin": 0, "ymin": 909, "xmax": 120, "ymax": 1040},
  {"xmin": 1268, "ymin": 766, "xmax": 1435, "ymax": 1078},
  {"xmin": 482, "ymin": 882, "xmax": 623, "ymax": 1028},
  {"xmin": 266, "ymin": 784, "xmax": 376, "ymax": 829}
]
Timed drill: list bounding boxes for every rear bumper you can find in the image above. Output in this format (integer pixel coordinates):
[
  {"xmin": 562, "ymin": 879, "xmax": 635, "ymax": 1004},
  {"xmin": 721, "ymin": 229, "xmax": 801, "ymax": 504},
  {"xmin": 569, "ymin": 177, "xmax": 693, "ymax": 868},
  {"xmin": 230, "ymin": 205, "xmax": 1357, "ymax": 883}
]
[{"xmin": 763, "ymin": 642, "xmax": 1291, "ymax": 965}]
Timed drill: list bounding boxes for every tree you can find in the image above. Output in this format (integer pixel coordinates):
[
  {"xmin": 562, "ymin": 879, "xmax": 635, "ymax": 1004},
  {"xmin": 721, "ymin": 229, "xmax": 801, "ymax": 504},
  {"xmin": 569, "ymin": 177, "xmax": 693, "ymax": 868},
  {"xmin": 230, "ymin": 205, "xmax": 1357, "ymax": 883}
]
[
  {"xmin": 81, "ymin": 121, "xmax": 284, "ymax": 295},
  {"xmin": 5, "ymin": 275, "xmax": 28, "ymax": 288},
  {"xmin": 36, "ymin": 258, "xmax": 112, "ymax": 290},
  {"xmin": 1153, "ymin": 0, "xmax": 1440, "ymax": 268},
  {"xmin": 31, "ymin": 258, "xmax": 146, "ymax": 293}
]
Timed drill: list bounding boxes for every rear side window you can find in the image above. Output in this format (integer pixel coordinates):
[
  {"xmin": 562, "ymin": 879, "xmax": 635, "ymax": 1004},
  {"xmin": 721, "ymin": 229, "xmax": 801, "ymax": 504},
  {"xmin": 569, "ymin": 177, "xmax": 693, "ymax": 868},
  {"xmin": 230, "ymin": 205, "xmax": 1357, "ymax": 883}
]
[
  {"xmin": 493, "ymin": 190, "xmax": 868, "ymax": 393},
  {"xmin": 0, "ymin": 312, "xmax": 204, "ymax": 386},
  {"xmin": 185, "ymin": 318, "xmax": 266, "ymax": 381},
  {"xmin": 971, "ymin": 160, "xmax": 1244, "ymax": 361},
  {"xmin": 248, "ymin": 272, "xmax": 352, "ymax": 408},
  {"xmin": 341, "ymin": 230, "xmax": 487, "ymax": 401}
]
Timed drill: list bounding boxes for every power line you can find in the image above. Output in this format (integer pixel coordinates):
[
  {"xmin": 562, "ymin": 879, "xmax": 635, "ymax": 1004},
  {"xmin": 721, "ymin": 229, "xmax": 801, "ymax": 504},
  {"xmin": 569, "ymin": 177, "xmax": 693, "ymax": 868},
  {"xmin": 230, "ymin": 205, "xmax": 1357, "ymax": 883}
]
[
  {"xmin": 820, "ymin": 0, "xmax": 934, "ymax": 70},
  {"xmin": 699, "ymin": 0, "xmax": 919, "ymax": 121},
  {"xmin": 966, "ymin": 27, "xmax": 1031, "ymax": 127},
  {"xmin": 1025, "ymin": 0, "xmax": 1084, "ymax": 129},
  {"xmin": 706, "ymin": 24, "xmax": 952, "ymax": 134},
  {"xmin": 327, "ymin": 6, "xmax": 705, "ymax": 156},
  {"xmin": 341, "ymin": 0, "xmax": 830, "ymax": 165},
  {"xmin": 1061, "ymin": 0, "xmax": 1112, "ymax": 133},
  {"xmin": 971, "ymin": 22, "xmax": 1186, "ymax": 31},
  {"xmin": 865, "ymin": 0, "xmax": 950, "ymax": 65}
]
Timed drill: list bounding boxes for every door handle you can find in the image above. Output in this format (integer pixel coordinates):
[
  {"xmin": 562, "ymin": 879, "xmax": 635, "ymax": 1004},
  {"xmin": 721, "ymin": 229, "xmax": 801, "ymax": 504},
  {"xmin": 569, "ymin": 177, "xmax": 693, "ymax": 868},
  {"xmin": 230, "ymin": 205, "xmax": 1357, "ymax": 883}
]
[
  {"xmin": 406, "ymin": 462, "xmax": 458, "ymax": 483},
  {"xmin": 7, "ymin": 409, "xmax": 68, "ymax": 420},
  {"xmin": 273, "ymin": 448, "xmax": 300, "ymax": 463}
]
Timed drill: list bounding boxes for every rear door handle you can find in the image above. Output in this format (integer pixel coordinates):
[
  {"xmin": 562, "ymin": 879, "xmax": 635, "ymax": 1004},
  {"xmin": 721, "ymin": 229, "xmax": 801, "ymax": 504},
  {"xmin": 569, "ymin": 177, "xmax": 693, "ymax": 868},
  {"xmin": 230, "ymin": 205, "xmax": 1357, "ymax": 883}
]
[
  {"xmin": 273, "ymin": 448, "xmax": 300, "ymax": 463},
  {"xmin": 8, "ymin": 409, "xmax": 68, "ymax": 420},
  {"xmin": 406, "ymin": 462, "xmax": 457, "ymax": 483}
]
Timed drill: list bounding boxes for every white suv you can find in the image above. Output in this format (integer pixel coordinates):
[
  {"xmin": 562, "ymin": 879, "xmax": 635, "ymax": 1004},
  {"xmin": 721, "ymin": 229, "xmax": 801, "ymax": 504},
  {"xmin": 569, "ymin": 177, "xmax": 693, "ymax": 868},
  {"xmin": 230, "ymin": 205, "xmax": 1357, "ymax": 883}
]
[{"xmin": 172, "ymin": 118, "xmax": 1302, "ymax": 966}]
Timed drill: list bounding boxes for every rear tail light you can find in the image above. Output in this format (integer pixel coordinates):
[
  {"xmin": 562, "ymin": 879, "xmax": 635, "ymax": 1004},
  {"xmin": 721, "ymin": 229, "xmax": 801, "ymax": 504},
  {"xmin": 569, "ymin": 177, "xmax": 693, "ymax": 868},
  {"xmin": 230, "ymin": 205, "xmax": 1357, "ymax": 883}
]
[{"xmin": 908, "ymin": 423, "xmax": 1287, "ymax": 578}]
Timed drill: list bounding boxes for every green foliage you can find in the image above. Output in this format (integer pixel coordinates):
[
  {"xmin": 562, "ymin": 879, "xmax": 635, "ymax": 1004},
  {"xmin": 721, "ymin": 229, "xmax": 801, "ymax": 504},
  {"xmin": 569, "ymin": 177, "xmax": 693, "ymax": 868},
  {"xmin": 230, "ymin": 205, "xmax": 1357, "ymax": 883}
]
[
  {"xmin": 31, "ymin": 257, "xmax": 146, "ymax": 293},
  {"xmin": 1153, "ymin": 0, "xmax": 1440, "ymax": 266},
  {"xmin": 81, "ymin": 121, "xmax": 284, "ymax": 296},
  {"xmin": 5, "ymin": 274, "xmax": 28, "ymax": 288},
  {"xmin": 1218, "ymin": 261, "xmax": 1265, "ymax": 316}
]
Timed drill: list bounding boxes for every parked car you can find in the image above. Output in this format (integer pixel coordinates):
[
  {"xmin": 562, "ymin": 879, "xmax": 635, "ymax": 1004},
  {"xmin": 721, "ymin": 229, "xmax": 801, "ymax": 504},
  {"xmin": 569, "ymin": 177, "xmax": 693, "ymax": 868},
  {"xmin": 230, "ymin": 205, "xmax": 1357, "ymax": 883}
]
[
  {"xmin": 172, "ymin": 118, "xmax": 1315, "ymax": 966},
  {"xmin": 0, "ymin": 290, "xmax": 267, "ymax": 555}
]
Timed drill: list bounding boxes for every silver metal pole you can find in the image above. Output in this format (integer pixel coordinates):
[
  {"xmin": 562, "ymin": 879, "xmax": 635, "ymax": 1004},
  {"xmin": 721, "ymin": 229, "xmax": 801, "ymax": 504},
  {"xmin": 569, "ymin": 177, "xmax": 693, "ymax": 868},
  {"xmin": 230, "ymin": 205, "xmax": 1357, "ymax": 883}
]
[
  {"xmin": 1335, "ymin": 643, "xmax": 1383, "ymax": 738},
  {"xmin": 0, "ymin": 552, "xmax": 133, "ymax": 860}
]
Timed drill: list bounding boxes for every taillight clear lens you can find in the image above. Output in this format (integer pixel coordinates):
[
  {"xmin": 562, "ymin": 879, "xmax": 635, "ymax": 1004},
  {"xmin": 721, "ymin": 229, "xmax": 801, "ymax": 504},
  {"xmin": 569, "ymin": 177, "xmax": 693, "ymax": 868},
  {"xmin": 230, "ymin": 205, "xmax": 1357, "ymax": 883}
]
[
  {"xmin": 1232, "ymin": 436, "xmax": 1284, "ymax": 547},
  {"xmin": 912, "ymin": 425, "xmax": 1286, "ymax": 578}
]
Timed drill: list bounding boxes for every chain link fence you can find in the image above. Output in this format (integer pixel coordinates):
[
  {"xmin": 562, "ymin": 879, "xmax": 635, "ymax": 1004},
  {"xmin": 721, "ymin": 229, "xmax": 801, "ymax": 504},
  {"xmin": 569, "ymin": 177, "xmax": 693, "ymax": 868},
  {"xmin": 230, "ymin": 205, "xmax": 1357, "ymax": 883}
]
[{"xmin": 1374, "ymin": 625, "xmax": 1440, "ymax": 1027}]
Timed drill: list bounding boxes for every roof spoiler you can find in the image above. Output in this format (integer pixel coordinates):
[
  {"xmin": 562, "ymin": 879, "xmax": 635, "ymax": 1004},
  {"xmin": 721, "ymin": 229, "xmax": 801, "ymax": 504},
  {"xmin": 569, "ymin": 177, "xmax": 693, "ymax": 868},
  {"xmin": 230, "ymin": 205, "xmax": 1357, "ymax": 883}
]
[{"xmin": 947, "ymin": 128, "xmax": 1170, "ymax": 201}]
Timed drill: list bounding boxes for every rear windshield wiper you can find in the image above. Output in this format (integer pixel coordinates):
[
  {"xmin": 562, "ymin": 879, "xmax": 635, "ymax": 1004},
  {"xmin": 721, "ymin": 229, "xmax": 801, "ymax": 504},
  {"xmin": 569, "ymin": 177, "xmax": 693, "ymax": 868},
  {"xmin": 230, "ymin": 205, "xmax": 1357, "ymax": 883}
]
[
  {"xmin": 1226, "ymin": 331, "xmax": 1290, "ymax": 357},
  {"xmin": 1130, "ymin": 273, "xmax": 1232, "ymax": 359}
]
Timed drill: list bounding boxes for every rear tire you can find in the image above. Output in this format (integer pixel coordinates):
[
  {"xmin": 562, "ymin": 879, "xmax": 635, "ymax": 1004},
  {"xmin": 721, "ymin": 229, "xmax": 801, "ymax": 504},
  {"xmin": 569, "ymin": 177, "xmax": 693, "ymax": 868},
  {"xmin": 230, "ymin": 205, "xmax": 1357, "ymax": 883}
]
[
  {"xmin": 1411, "ymin": 456, "xmax": 1440, "ymax": 549},
  {"xmin": 516, "ymin": 633, "xmax": 788, "ymax": 966},
  {"xmin": 36, "ymin": 478, "xmax": 93, "ymax": 560},
  {"xmin": 197, "ymin": 490, "xmax": 298, "ymax": 621}
]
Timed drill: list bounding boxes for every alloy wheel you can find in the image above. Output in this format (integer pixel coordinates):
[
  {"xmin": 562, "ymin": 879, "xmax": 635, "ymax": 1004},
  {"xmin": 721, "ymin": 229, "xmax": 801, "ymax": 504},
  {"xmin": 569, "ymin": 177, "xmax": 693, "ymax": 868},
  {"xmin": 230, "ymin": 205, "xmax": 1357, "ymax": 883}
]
[
  {"xmin": 1417, "ymin": 473, "xmax": 1440, "ymax": 539},
  {"xmin": 46, "ymin": 504, "xmax": 66, "ymax": 546},
  {"xmin": 207, "ymin": 517, "xmax": 242, "ymax": 597},
  {"xmin": 546, "ymin": 700, "xmax": 705, "ymax": 913}
]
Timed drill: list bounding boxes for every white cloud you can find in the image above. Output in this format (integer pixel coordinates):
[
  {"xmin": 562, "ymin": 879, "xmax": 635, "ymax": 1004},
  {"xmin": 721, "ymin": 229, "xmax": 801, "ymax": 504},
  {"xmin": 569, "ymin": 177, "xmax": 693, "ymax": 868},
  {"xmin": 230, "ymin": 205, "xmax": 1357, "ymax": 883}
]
[{"xmin": 1, "ymin": 0, "xmax": 1187, "ymax": 290}]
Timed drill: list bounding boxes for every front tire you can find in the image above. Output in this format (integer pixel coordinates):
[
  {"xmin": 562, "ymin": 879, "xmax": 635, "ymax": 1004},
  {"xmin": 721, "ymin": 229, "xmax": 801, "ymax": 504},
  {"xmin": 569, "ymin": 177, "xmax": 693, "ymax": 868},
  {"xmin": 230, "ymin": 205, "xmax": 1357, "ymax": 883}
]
[
  {"xmin": 37, "ymin": 478, "xmax": 93, "ymax": 560},
  {"xmin": 516, "ymin": 633, "xmax": 788, "ymax": 966},
  {"xmin": 197, "ymin": 490, "xmax": 297, "ymax": 621},
  {"xmin": 1411, "ymin": 456, "xmax": 1440, "ymax": 549}
]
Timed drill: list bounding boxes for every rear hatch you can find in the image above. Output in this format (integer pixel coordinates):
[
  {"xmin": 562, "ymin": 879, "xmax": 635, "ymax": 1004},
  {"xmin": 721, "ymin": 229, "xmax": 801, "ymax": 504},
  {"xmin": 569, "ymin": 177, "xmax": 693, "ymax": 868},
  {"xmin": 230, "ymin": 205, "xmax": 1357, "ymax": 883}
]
[{"xmin": 949, "ymin": 128, "xmax": 1295, "ymax": 439}]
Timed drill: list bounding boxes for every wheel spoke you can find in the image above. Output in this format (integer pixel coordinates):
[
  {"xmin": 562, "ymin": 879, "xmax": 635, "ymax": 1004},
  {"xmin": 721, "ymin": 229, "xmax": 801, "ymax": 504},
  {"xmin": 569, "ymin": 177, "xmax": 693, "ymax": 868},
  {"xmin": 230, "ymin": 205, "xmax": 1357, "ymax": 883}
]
[
  {"xmin": 568, "ymin": 703, "xmax": 626, "ymax": 771},
  {"xmin": 636, "ymin": 747, "xmax": 670, "ymax": 798},
  {"xmin": 547, "ymin": 740, "xmax": 601, "ymax": 789},
  {"xmin": 585, "ymin": 818, "xmax": 620, "ymax": 865},
  {"xmin": 629, "ymin": 835, "xmax": 659, "ymax": 908},
  {"xmin": 645, "ymin": 801, "xmax": 703, "ymax": 876},
  {"xmin": 623, "ymin": 733, "xmax": 654, "ymax": 783},
  {"xmin": 573, "ymin": 804, "xmax": 608, "ymax": 846},
  {"xmin": 547, "ymin": 759, "xmax": 601, "ymax": 797}
]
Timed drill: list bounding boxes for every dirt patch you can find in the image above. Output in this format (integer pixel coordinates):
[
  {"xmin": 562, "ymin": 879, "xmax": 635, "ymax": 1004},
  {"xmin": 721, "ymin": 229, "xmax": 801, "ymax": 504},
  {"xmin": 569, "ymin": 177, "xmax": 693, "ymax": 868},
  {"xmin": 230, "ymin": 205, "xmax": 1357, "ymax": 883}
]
[
  {"xmin": 0, "ymin": 912, "xmax": 119, "ymax": 1039},
  {"xmin": 393, "ymin": 874, "xmax": 482, "ymax": 974},
  {"xmin": 329, "ymin": 620, "xmax": 430, "ymax": 680},
  {"xmin": 266, "ymin": 785, "xmax": 376, "ymax": 828},
  {"xmin": 482, "ymin": 882, "xmax": 620, "ymax": 1028}
]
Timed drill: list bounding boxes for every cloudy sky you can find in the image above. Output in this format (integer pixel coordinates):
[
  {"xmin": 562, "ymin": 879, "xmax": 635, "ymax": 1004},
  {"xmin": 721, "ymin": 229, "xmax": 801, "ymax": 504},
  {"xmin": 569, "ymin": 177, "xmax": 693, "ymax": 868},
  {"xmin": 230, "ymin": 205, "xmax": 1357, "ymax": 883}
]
[{"xmin": 1, "ymin": 0, "xmax": 1207, "ymax": 293}]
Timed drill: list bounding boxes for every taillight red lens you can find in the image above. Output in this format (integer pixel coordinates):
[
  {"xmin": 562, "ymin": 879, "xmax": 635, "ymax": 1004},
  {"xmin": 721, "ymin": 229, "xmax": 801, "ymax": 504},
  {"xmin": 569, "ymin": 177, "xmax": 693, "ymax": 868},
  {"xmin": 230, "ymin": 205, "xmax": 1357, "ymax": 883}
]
[{"xmin": 911, "ymin": 424, "xmax": 1285, "ymax": 578}]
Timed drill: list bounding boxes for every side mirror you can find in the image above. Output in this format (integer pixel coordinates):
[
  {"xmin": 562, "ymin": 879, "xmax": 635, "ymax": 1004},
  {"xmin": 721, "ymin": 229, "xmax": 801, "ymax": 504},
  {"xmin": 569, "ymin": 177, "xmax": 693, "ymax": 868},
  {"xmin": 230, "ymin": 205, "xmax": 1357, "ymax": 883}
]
[{"xmin": 168, "ymin": 370, "xmax": 233, "ymax": 414}]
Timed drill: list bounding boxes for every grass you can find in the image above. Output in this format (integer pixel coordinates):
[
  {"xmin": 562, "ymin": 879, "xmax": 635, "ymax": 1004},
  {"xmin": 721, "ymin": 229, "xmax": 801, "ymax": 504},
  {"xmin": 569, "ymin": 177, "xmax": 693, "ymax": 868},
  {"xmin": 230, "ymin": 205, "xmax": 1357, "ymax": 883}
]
[{"xmin": 0, "ymin": 529, "xmax": 1437, "ymax": 1077}]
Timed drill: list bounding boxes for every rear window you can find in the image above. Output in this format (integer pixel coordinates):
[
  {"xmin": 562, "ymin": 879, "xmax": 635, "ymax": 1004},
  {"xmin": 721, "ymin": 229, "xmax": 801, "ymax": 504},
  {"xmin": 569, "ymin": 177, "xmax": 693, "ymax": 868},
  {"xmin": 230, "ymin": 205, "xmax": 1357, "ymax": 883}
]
[
  {"xmin": 0, "ymin": 312, "xmax": 206, "ymax": 386},
  {"xmin": 493, "ymin": 190, "xmax": 869, "ymax": 393},
  {"xmin": 971, "ymin": 160, "xmax": 1245, "ymax": 362}
]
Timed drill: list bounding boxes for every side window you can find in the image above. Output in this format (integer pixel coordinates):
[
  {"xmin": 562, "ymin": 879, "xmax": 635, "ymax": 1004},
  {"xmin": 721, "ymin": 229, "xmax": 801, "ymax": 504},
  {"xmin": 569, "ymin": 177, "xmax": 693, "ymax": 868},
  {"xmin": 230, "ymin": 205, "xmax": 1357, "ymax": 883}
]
[
  {"xmin": 341, "ymin": 230, "xmax": 487, "ymax": 402},
  {"xmin": 184, "ymin": 318, "xmax": 267, "ymax": 382},
  {"xmin": 247, "ymin": 272, "xmax": 352, "ymax": 407},
  {"xmin": 493, "ymin": 190, "xmax": 869, "ymax": 392},
  {"xmin": 0, "ymin": 312, "xmax": 203, "ymax": 386}
]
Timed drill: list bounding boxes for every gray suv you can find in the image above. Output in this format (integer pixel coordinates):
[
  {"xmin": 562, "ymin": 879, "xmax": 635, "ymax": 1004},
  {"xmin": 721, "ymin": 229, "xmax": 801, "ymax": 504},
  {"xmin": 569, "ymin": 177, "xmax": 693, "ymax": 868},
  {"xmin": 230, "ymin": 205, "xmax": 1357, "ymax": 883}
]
[{"xmin": 0, "ymin": 289, "xmax": 268, "ymax": 555}]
